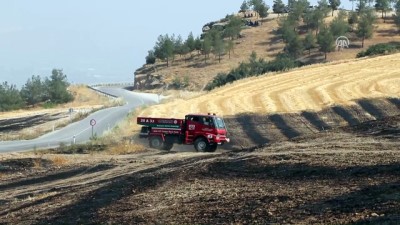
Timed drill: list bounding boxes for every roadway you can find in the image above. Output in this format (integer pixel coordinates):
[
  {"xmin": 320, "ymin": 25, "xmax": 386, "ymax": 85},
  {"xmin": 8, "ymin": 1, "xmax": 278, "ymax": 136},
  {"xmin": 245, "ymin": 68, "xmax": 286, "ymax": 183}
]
[{"xmin": 0, "ymin": 86, "xmax": 159, "ymax": 153}]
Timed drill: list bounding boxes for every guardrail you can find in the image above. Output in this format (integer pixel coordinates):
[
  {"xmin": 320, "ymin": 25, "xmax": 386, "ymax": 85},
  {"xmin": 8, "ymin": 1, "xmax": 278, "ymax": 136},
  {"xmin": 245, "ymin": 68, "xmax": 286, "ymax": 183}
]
[
  {"xmin": 86, "ymin": 85, "xmax": 119, "ymax": 98},
  {"xmin": 89, "ymin": 82, "xmax": 134, "ymax": 87}
]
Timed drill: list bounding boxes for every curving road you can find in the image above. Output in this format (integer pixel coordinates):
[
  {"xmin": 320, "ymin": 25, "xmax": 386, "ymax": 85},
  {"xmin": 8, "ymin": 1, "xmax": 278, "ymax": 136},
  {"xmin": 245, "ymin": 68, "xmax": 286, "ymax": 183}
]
[{"xmin": 0, "ymin": 86, "xmax": 159, "ymax": 153}]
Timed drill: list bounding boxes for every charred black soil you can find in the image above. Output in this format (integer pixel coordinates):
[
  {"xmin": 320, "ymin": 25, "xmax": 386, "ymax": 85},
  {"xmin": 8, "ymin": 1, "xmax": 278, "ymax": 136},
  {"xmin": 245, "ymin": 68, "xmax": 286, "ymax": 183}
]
[{"xmin": 0, "ymin": 112, "xmax": 399, "ymax": 224}]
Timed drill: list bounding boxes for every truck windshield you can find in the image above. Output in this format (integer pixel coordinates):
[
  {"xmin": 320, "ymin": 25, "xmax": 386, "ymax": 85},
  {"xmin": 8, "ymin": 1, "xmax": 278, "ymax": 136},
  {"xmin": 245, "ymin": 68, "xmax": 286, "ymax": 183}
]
[{"xmin": 213, "ymin": 117, "xmax": 226, "ymax": 129}]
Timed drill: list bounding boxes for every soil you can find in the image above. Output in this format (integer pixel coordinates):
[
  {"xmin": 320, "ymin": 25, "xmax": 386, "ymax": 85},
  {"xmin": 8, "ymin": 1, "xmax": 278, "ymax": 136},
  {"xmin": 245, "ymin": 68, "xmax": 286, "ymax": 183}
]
[
  {"xmin": 1, "ymin": 13, "xmax": 400, "ymax": 225},
  {"xmin": 0, "ymin": 115, "xmax": 399, "ymax": 224}
]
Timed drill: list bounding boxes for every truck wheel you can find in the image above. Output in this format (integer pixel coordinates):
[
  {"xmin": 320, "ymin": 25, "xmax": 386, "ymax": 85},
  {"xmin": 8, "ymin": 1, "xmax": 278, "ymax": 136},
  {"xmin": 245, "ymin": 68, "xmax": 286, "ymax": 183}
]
[
  {"xmin": 194, "ymin": 138, "xmax": 209, "ymax": 152},
  {"xmin": 162, "ymin": 142, "xmax": 174, "ymax": 151},
  {"xmin": 149, "ymin": 136, "xmax": 163, "ymax": 150},
  {"xmin": 207, "ymin": 144, "xmax": 218, "ymax": 152}
]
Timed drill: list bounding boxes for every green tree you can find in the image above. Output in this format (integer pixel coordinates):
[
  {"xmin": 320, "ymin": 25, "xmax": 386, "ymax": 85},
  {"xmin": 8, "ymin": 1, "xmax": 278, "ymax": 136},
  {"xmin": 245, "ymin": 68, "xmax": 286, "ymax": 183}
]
[
  {"xmin": 186, "ymin": 32, "xmax": 196, "ymax": 52},
  {"xmin": 273, "ymin": 0, "xmax": 286, "ymax": 15},
  {"xmin": 318, "ymin": 0, "xmax": 331, "ymax": 16},
  {"xmin": 145, "ymin": 50, "xmax": 156, "ymax": 64},
  {"xmin": 330, "ymin": 10, "xmax": 349, "ymax": 37},
  {"xmin": 375, "ymin": 0, "xmax": 391, "ymax": 22},
  {"xmin": 328, "ymin": 0, "xmax": 341, "ymax": 16},
  {"xmin": 202, "ymin": 35, "xmax": 212, "ymax": 64},
  {"xmin": 304, "ymin": 31, "xmax": 317, "ymax": 55},
  {"xmin": 194, "ymin": 36, "xmax": 202, "ymax": 55},
  {"xmin": 290, "ymin": 0, "xmax": 310, "ymax": 22},
  {"xmin": 20, "ymin": 75, "xmax": 44, "ymax": 106},
  {"xmin": 212, "ymin": 32, "xmax": 225, "ymax": 63},
  {"xmin": 249, "ymin": 0, "xmax": 269, "ymax": 19},
  {"xmin": 317, "ymin": 26, "xmax": 335, "ymax": 59},
  {"xmin": 285, "ymin": 32, "xmax": 304, "ymax": 57},
  {"xmin": 173, "ymin": 35, "xmax": 184, "ymax": 57},
  {"xmin": 258, "ymin": 1, "xmax": 270, "ymax": 19},
  {"xmin": 240, "ymin": 0, "xmax": 249, "ymax": 12},
  {"xmin": 154, "ymin": 34, "xmax": 174, "ymax": 67},
  {"xmin": 225, "ymin": 40, "xmax": 235, "ymax": 59},
  {"xmin": 348, "ymin": 11, "xmax": 359, "ymax": 28},
  {"xmin": 181, "ymin": 44, "xmax": 190, "ymax": 63},
  {"xmin": 278, "ymin": 17, "xmax": 297, "ymax": 42},
  {"xmin": 44, "ymin": 69, "xmax": 74, "ymax": 104},
  {"xmin": 0, "ymin": 82, "xmax": 24, "ymax": 111},
  {"xmin": 304, "ymin": 8, "xmax": 325, "ymax": 35},
  {"xmin": 395, "ymin": 0, "xmax": 400, "ymax": 30},
  {"xmin": 356, "ymin": 8, "xmax": 376, "ymax": 47},
  {"xmin": 357, "ymin": 0, "xmax": 367, "ymax": 12},
  {"xmin": 224, "ymin": 16, "xmax": 243, "ymax": 40}
]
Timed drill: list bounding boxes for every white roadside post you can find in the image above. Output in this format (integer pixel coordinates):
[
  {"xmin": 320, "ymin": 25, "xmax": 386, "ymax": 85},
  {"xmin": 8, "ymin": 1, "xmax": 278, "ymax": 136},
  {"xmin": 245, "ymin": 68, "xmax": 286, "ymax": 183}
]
[{"xmin": 90, "ymin": 119, "xmax": 97, "ymax": 139}]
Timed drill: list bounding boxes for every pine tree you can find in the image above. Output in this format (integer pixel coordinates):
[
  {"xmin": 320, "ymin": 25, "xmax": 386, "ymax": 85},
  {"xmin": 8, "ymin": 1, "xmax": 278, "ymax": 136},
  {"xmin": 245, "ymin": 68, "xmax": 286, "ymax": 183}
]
[
  {"xmin": 356, "ymin": 9, "xmax": 375, "ymax": 47},
  {"xmin": 273, "ymin": 0, "xmax": 286, "ymax": 15},
  {"xmin": 212, "ymin": 32, "xmax": 225, "ymax": 63},
  {"xmin": 21, "ymin": 75, "xmax": 45, "ymax": 106},
  {"xmin": 45, "ymin": 69, "xmax": 74, "ymax": 104},
  {"xmin": 317, "ymin": 26, "xmax": 335, "ymax": 59},
  {"xmin": 328, "ymin": 0, "xmax": 341, "ymax": 16},
  {"xmin": 304, "ymin": 31, "xmax": 316, "ymax": 55}
]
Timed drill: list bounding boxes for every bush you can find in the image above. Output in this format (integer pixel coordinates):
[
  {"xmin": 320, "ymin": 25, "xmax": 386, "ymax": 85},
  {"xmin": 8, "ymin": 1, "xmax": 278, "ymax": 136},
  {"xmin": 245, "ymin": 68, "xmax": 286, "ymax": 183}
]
[
  {"xmin": 357, "ymin": 42, "xmax": 400, "ymax": 58},
  {"xmin": 145, "ymin": 50, "xmax": 156, "ymax": 64},
  {"xmin": 170, "ymin": 75, "xmax": 189, "ymax": 89},
  {"xmin": 205, "ymin": 53, "xmax": 301, "ymax": 90}
]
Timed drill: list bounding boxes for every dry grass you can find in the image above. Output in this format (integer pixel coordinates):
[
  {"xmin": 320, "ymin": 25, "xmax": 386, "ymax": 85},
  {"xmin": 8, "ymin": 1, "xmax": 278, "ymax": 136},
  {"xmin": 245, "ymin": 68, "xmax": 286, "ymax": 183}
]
[
  {"xmin": 138, "ymin": 53, "xmax": 400, "ymax": 118},
  {"xmin": 49, "ymin": 155, "xmax": 69, "ymax": 166},
  {"xmin": 20, "ymin": 191, "xmax": 59, "ymax": 203},
  {"xmin": 107, "ymin": 141, "xmax": 147, "ymax": 155},
  {"xmin": 33, "ymin": 158, "xmax": 43, "ymax": 169},
  {"xmin": 136, "ymin": 11, "xmax": 400, "ymax": 92}
]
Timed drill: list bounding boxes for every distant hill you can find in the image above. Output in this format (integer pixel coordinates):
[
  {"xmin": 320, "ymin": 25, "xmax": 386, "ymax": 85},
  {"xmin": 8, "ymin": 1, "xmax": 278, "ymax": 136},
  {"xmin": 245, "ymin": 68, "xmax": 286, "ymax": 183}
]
[
  {"xmin": 138, "ymin": 52, "xmax": 400, "ymax": 118},
  {"xmin": 133, "ymin": 10, "xmax": 400, "ymax": 92}
]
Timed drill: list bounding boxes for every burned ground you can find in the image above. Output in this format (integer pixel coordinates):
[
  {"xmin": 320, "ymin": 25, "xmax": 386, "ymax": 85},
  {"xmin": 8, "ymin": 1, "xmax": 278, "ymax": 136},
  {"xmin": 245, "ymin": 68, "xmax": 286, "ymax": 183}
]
[{"xmin": 0, "ymin": 112, "xmax": 399, "ymax": 224}]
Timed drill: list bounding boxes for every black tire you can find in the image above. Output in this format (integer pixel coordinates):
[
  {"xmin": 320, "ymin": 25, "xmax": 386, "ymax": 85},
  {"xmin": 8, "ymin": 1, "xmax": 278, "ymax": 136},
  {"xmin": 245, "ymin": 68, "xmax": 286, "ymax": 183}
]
[
  {"xmin": 162, "ymin": 142, "xmax": 174, "ymax": 151},
  {"xmin": 194, "ymin": 138, "xmax": 210, "ymax": 152},
  {"xmin": 207, "ymin": 144, "xmax": 218, "ymax": 152},
  {"xmin": 149, "ymin": 136, "xmax": 163, "ymax": 150}
]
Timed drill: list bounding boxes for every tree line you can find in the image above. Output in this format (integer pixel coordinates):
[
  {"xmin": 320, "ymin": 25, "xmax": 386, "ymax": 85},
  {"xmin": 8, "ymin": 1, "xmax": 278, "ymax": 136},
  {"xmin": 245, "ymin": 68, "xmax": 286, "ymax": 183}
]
[
  {"xmin": 145, "ymin": 17, "xmax": 242, "ymax": 67},
  {"xmin": 0, "ymin": 69, "xmax": 74, "ymax": 111},
  {"xmin": 205, "ymin": 52, "xmax": 301, "ymax": 90},
  {"xmin": 278, "ymin": 0, "xmax": 400, "ymax": 59},
  {"xmin": 145, "ymin": 0, "xmax": 271, "ymax": 67}
]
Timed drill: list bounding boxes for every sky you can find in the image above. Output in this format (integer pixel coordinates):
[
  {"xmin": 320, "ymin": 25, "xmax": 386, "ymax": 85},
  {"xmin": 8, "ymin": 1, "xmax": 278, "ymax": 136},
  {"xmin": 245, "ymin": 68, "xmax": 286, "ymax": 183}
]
[{"xmin": 0, "ymin": 0, "xmax": 353, "ymax": 87}]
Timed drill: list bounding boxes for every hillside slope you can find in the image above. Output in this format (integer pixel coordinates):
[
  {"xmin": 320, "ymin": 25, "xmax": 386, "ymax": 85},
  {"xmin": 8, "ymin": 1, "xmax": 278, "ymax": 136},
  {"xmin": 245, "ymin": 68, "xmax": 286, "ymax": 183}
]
[
  {"xmin": 139, "ymin": 53, "xmax": 400, "ymax": 118},
  {"xmin": 133, "ymin": 12, "xmax": 400, "ymax": 91}
]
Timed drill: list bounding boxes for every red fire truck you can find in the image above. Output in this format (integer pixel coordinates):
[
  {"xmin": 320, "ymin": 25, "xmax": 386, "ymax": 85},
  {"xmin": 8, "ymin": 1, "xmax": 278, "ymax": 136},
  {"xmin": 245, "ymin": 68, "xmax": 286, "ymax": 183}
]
[{"xmin": 137, "ymin": 113, "xmax": 230, "ymax": 152}]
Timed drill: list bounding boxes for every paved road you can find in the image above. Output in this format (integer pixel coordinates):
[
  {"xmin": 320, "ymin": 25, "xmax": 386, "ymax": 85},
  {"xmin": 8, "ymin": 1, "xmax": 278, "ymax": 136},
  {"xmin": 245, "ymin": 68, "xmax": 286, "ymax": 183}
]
[{"xmin": 0, "ymin": 87, "xmax": 159, "ymax": 153}]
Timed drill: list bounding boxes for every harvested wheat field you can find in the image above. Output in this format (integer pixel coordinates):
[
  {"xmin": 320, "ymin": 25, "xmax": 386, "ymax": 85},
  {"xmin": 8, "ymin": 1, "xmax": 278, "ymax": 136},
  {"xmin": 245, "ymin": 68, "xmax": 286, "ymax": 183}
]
[
  {"xmin": 140, "ymin": 53, "xmax": 400, "ymax": 117},
  {"xmin": 138, "ymin": 54, "xmax": 400, "ymax": 149}
]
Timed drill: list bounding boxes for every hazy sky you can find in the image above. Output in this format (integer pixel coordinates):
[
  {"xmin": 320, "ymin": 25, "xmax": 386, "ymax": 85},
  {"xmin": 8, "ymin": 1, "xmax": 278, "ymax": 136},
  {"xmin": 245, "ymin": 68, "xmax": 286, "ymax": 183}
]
[{"xmin": 1, "ymin": 0, "xmax": 351, "ymax": 87}]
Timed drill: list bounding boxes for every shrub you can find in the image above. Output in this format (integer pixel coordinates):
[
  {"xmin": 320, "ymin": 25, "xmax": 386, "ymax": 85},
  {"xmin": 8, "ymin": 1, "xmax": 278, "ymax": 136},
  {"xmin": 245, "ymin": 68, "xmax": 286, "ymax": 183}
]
[
  {"xmin": 170, "ymin": 75, "xmax": 189, "ymax": 89},
  {"xmin": 357, "ymin": 42, "xmax": 400, "ymax": 58},
  {"xmin": 205, "ymin": 53, "xmax": 301, "ymax": 91}
]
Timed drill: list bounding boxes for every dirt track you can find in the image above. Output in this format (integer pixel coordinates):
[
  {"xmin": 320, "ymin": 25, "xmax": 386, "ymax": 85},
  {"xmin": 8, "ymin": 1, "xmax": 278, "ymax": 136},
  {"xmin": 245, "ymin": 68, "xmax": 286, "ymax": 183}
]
[{"xmin": 0, "ymin": 115, "xmax": 399, "ymax": 224}]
